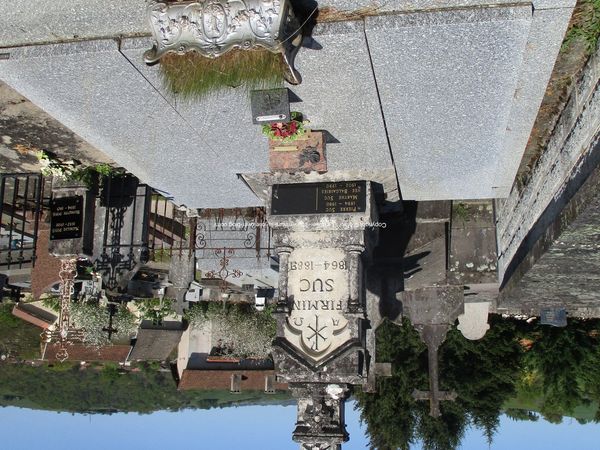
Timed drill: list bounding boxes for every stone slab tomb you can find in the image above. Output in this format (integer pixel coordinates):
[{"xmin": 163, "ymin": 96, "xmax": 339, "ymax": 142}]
[{"xmin": 269, "ymin": 180, "xmax": 378, "ymax": 382}]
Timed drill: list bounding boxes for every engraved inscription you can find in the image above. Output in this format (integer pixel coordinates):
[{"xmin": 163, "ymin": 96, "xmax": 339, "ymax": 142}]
[
  {"xmin": 271, "ymin": 181, "xmax": 366, "ymax": 215},
  {"xmin": 50, "ymin": 196, "xmax": 83, "ymax": 240},
  {"xmin": 284, "ymin": 248, "xmax": 352, "ymax": 360}
]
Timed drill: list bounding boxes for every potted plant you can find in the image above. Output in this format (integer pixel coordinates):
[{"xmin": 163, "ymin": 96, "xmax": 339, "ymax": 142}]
[{"xmin": 262, "ymin": 112, "xmax": 309, "ymax": 143}]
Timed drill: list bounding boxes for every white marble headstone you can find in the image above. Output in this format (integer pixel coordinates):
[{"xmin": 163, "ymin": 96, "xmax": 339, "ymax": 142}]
[{"xmin": 457, "ymin": 301, "xmax": 490, "ymax": 340}]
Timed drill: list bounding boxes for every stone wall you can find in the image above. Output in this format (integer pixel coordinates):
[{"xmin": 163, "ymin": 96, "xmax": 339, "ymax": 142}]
[{"xmin": 496, "ymin": 41, "xmax": 600, "ymax": 286}]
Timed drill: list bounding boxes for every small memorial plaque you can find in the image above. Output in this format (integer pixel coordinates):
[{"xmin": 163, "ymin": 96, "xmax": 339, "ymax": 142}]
[
  {"xmin": 251, "ymin": 88, "xmax": 290, "ymax": 125},
  {"xmin": 540, "ymin": 308, "xmax": 567, "ymax": 327},
  {"xmin": 50, "ymin": 196, "xmax": 83, "ymax": 240},
  {"xmin": 271, "ymin": 181, "xmax": 366, "ymax": 215}
]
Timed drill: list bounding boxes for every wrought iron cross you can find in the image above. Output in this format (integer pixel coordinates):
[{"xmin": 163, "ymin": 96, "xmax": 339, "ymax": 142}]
[
  {"xmin": 41, "ymin": 258, "xmax": 85, "ymax": 362},
  {"xmin": 101, "ymin": 303, "xmax": 119, "ymax": 341}
]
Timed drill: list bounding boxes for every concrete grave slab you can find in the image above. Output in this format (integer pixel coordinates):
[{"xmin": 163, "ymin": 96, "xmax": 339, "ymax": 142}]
[
  {"xmin": 120, "ymin": 22, "xmax": 394, "ymax": 176},
  {"xmin": 288, "ymin": 21, "xmax": 392, "ymax": 173},
  {"xmin": 0, "ymin": 0, "xmax": 574, "ymax": 48},
  {"xmin": 0, "ymin": 40, "xmax": 261, "ymax": 208},
  {"xmin": 449, "ymin": 201, "xmax": 498, "ymax": 284},
  {"xmin": 0, "ymin": 2, "xmax": 573, "ymax": 205},
  {"xmin": 319, "ymin": 0, "xmax": 575, "ymax": 14},
  {"xmin": 366, "ymin": 6, "xmax": 533, "ymax": 200},
  {"xmin": 0, "ymin": 0, "xmax": 148, "ymax": 48}
]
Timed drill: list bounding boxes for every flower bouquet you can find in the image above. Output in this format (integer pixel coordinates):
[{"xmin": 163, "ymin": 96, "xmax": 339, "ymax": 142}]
[{"xmin": 262, "ymin": 111, "xmax": 308, "ymax": 143}]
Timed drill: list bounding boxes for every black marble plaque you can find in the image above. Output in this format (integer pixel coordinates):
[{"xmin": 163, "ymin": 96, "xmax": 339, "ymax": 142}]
[
  {"xmin": 251, "ymin": 88, "xmax": 290, "ymax": 125},
  {"xmin": 50, "ymin": 196, "xmax": 83, "ymax": 240},
  {"xmin": 271, "ymin": 181, "xmax": 366, "ymax": 215}
]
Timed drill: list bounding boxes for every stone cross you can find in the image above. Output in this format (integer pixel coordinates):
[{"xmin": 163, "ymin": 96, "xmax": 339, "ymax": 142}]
[
  {"xmin": 399, "ymin": 286, "xmax": 463, "ymax": 418},
  {"xmin": 412, "ymin": 324, "xmax": 457, "ymax": 418},
  {"xmin": 101, "ymin": 303, "xmax": 119, "ymax": 340}
]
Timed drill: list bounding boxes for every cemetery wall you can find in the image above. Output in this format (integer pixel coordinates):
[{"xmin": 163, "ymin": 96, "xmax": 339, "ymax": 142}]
[{"xmin": 496, "ymin": 40, "xmax": 600, "ymax": 288}]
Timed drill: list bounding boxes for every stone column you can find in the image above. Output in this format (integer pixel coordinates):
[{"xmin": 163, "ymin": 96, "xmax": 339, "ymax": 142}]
[
  {"xmin": 291, "ymin": 383, "xmax": 349, "ymax": 450},
  {"xmin": 345, "ymin": 244, "xmax": 364, "ymax": 313},
  {"xmin": 275, "ymin": 245, "xmax": 294, "ymax": 312}
]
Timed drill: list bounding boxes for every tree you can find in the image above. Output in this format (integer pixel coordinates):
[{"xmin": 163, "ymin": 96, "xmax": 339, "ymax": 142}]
[
  {"xmin": 135, "ymin": 297, "xmax": 175, "ymax": 325},
  {"xmin": 357, "ymin": 315, "xmax": 524, "ymax": 450},
  {"xmin": 356, "ymin": 319, "xmax": 427, "ymax": 450},
  {"xmin": 70, "ymin": 302, "xmax": 137, "ymax": 346}
]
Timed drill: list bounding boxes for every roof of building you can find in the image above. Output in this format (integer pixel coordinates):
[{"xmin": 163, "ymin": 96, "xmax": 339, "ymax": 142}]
[
  {"xmin": 178, "ymin": 369, "xmax": 288, "ymax": 392},
  {"xmin": 12, "ymin": 302, "xmax": 57, "ymax": 329},
  {"xmin": 129, "ymin": 322, "xmax": 184, "ymax": 361}
]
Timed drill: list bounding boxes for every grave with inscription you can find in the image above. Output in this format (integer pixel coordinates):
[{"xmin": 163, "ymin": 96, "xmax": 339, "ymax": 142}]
[
  {"xmin": 271, "ymin": 181, "xmax": 367, "ymax": 215},
  {"xmin": 285, "ymin": 247, "xmax": 351, "ymax": 361},
  {"xmin": 50, "ymin": 196, "xmax": 83, "ymax": 241},
  {"xmin": 45, "ymin": 178, "xmax": 96, "ymax": 361},
  {"xmin": 268, "ymin": 180, "xmax": 379, "ymax": 449},
  {"xmin": 49, "ymin": 179, "xmax": 94, "ymax": 258}
]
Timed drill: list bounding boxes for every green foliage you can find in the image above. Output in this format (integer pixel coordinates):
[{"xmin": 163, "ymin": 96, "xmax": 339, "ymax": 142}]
[
  {"xmin": 135, "ymin": 298, "xmax": 175, "ymax": 325},
  {"xmin": 70, "ymin": 302, "xmax": 137, "ymax": 346},
  {"xmin": 0, "ymin": 303, "xmax": 42, "ymax": 360},
  {"xmin": 514, "ymin": 318, "xmax": 600, "ymax": 422},
  {"xmin": 185, "ymin": 302, "xmax": 276, "ymax": 359},
  {"xmin": 357, "ymin": 316, "xmax": 600, "ymax": 450},
  {"xmin": 505, "ymin": 408, "xmax": 539, "ymax": 422},
  {"xmin": 417, "ymin": 401, "xmax": 467, "ymax": 450},
  {"xmin": 160, "ymin": 50, "xmax": 284, "ymax": 100},
  {"xmin": 261, "ymin": 112, "xmax": 308, "ymax": 142},
  {"xmin": 441, "ymin": 316, "xmax": 522, "ymax": 443},
  {"xmin": 151, "ymin": 248, "xmax": 172, "ymax": 263},
  {"xmin": 41, "ymin": 296, "xmax": 60, "ymax": 312},
  {"xmin": 0, "ymin": 363, "xmax": 291, "ymax": 413},
  {"xmin": 562, "ymin": 0, "xmax": 600, "ymax": 54},
  {"xmin": 35, "ymin": 150, "xmax": 119, "ymax": 187},
  {"xmin": 453, "ymin": 202, "xmax": 469, "ymax": 223},
  {"xmin": 355, "ymin": 319, "xmax": 427, "ymax": 450}
]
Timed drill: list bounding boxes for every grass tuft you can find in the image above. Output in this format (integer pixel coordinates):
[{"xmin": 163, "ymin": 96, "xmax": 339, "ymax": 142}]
[
  {"xmin": 159, "ymin": 49, "xmax": 285, "ymax": 100},
  {"xmin": 562, "ymin": 0, "xmax": 600, "ymax": 54},
  {"xmin": 317, "ymin": 5, "xmax": 380, "ymax": 22}
]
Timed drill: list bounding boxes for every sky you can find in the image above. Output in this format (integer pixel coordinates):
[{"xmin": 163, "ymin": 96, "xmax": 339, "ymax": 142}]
[{"xmin": 1, "ymin": 402, "xmax": 600, "ymax": 450}]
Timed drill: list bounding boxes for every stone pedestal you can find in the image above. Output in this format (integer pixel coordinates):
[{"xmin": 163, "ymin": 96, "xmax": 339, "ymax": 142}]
[
  {"xmin": 268, "ymin": 181, "xmax": 377, "ymax": 450},
  {"xmin": 291, "ymin": 383, "xmax": 349, "ymax": 450},
  {"xmin": 268, "ymin": 181, "xmax": 378, "ymax": 371},
  {"xmin": 267, "ymin": 180, "xmax": 379, "ymax": 449}
]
